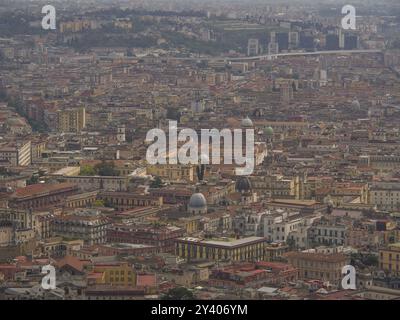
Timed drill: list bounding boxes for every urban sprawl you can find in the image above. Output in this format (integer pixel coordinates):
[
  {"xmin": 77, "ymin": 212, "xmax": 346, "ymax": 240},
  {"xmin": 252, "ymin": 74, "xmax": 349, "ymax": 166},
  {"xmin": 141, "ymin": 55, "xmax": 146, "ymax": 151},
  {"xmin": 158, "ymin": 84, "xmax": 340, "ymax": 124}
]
[{"xmin": 0, "ymin": 0, "xmax": 400, "ymax": 301}]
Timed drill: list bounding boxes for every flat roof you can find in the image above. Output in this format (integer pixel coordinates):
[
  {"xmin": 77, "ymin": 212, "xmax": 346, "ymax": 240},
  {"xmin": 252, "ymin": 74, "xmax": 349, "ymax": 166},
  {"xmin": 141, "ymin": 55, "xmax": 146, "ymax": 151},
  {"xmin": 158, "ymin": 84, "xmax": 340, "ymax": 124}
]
[{"xmin": 177, "ymin": 236, "xmax": 266, "ymax": 248}]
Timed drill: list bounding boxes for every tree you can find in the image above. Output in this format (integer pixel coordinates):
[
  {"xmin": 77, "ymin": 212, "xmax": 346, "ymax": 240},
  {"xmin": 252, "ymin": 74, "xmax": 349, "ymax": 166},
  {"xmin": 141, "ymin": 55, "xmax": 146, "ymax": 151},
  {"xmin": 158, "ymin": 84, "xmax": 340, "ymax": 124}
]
[
  {"xmin": 94, "ymin": 161, "xmax": 119, "ymax": 176},
  {"xmin": 161, "ymin": 287, "xmax": 194, "ymax": 300},
  {"xmin": 286, "ymin": 238, "xmax": 296, "ymax": 249},
  {"xmin": 150, "ymin": 176, "xmax": 163, "ymax": 188},
  {"xmin": 362, "ymin": 254, "xmax": 378, "ymax": 267},
  {"xmin": 93, "ymin": 200, "xmax": 105, "ymax": 207},
  {"xmin": 80, "ymin": 165, "xmax": 96, "ymax": 176},
  {"xmin": 27, "ymin": 174, "xmax": 39, "ymax": 185}
]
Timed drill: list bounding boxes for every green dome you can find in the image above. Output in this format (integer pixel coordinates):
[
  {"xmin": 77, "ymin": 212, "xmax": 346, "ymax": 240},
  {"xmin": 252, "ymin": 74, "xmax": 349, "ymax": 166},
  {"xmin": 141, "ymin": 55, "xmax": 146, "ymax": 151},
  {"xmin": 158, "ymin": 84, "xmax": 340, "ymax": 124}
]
[{"xmin": 264, "ymin": 126, "xmax": 274, "ymax": 136}]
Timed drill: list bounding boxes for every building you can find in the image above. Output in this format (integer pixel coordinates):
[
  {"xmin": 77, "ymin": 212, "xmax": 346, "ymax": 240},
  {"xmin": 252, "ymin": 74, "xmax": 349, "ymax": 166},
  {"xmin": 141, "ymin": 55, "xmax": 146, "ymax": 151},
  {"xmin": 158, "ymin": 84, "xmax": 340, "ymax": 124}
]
[
  {"xmin": 289, "ymin": 32, "xmax": 299, "ymax": 49},
  {"xmin": 95, "ymin": 243, "xmax": 158, "ymax": 256},
  {"xmin": 308, "ymin": 217, "xmax": 348, "ymax": 246},
  {"xmin": 284, "ymin": 251, "xmax": 349, "ymax": 285},
  {"xmin": 379, "ymin": 243, "xmax": 400, "ymax": 276},
  {"xmin": 88, "ymin": 262, "xmax": 137, "ymax": 287},
  {"xmin": 146, "ymin": 164, "xmax": 194, "ymax": 182},
  {"xmin": 187, "ymin": 192, "xmax": 207, "ymax": 215},
  {"xmin": 0, "ymin": 208, "xmax": 53, "ymax": 240},
  {"xmin": 0, "ymin": 140, "xmax": 31, "ymax": 166},
  {"xmin": 175, "ymin": 236, "xmax": 266, "ymax": 262},
  {"xmin": 280, "ymin": 82, "xmax": 293, "ymax": 103},
  {"xmin": 344, "ymin": 33, "xmax": 359, "ymax": 50},
  {"xmin": 251, "ymin": 174, "xmax": 299, "ymax": 199},
  {"xmin": 117, "ymin": 125, "xmax": 126, "ymax": 143},
  {"xmin": 369, "ymin": 181, "xmax": 400, "ymax": 211},
  {"xmin": 209, "ymin": 261, "xmax": 297, "ymax": 289},
  {"xmin": 9, "ymin": 183, "xmax": 79, "ymax": 210},
  {"xmin": 98, "ymin": 192, "xmax": 162, "ymax": 211},
  {"xmin": 261, "ymin": 210, "xmax": 307, "ymax": 243},
  {"xmin": 326, "ymin": 34, "xmax": 339, "ymax": 50},
  {"xmin": 61, "ymin": 176, "xmax": 129, "ymax": 192},
  {"xmin": 275, "ymin": 32, "xmax": 289, "ymax": 51},
  {"xmin": 149, "ymin": 187, "xmax": 192, "ymax": 205},
  {"xmin": 107, "ymin": 224, "xmax": 184, "ymax": 253},
  {"xmin": 247, "ymin": 38, "xmax": 260, "ymax": 56},
  {"xmin": 268, "ymin": 42, "xmax": 279, "ymax": 55},
  {"xmin": 52, "ymin": 210, "xmax": 110, "ymax": 245},
  {"xmin": 57, "ymin": 107, "xmax": 86, "ymax": 133}
]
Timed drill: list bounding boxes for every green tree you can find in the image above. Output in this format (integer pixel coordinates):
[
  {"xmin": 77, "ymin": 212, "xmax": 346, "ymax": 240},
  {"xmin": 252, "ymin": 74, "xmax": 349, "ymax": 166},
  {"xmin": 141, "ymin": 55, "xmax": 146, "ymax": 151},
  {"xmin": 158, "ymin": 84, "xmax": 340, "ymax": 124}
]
[
  {"xmin": 161, "ymin": 287, "xmax": 194, "ymax": 300},
  {"xmin": 94, "ymin": 161, "xmax": 119, "ymax": 176},
  {"xmin": 150, "ymin": 176, "xmax": 163, "ymax": 188},
  {"xmin": 362, "ymin": 254, "xmax": 378, "ymax": 267},
  {"xmin": 80, "ymin": 165, "xmax": 96, "ymax": 176},
  {"xmin": 93, "ymin": 199, "xmax": 105, "ymax": 207},
  {"xmin": 27, "ymin": 175, "xmax": 39, "ymax": 185}
]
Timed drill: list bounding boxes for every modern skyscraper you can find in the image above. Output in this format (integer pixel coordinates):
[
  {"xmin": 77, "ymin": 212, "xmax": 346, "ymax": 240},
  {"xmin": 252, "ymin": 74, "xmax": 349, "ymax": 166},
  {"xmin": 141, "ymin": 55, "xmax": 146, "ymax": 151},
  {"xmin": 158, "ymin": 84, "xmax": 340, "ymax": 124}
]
[{"xmin": 247, "ymin": 38, "xmax": 260, "ymax": 56}]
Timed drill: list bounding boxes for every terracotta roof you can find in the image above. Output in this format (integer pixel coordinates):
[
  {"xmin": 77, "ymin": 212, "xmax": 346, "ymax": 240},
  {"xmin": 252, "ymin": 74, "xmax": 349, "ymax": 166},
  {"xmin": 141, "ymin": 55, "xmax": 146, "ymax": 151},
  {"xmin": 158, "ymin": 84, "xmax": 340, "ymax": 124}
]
[
  {"xmin": 56, "ymin": 255, "xmax": 87, "ymax": 272},
  {"xmin": 13, "ymin": 183, "xmax": 77, "ymax": 198},
  {"xmin": 136, "ymin": 273, "xmax": 156, "ymax": 287}
]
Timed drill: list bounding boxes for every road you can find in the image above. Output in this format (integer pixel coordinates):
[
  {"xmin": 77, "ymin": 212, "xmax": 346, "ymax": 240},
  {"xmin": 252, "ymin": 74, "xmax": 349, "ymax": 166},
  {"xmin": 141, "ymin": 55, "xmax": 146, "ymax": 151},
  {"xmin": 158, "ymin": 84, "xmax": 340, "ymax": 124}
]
[{"xmin": 164, "ymin": 49, "xmax": 383, "ymax": 62}]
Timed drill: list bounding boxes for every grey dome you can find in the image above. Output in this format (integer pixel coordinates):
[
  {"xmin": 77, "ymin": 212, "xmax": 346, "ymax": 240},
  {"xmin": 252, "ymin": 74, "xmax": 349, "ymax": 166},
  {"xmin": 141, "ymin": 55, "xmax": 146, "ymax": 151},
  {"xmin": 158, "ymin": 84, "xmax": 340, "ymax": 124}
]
[
  {"xmin": 236, "ymin": 177, "xmax": 252, "ymax": 193},
  {"xmin": 188, "ymin": 193, "xmax": 207, "ymax": 208},
  {"xmin": 351, "ymin": 99, "xmax": 361, "ymax": 109},
  {"xmin": 241, "ymin": 116, "xmax": 253, "ymax": 128}
]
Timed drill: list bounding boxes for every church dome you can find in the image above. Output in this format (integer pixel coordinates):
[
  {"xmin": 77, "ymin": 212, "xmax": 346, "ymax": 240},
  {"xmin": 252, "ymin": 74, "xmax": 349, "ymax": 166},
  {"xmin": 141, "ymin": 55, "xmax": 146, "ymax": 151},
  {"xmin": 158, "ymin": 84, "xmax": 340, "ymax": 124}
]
[
  {"xmin": 264, "ymin": 126, "xmax": 274, "ymax": 136},
  {"xmin": 235, "ymin": 177, "xmax": 252, "ymax": 193},
  {"xmin": 351, "ymin": 99, "xmax": 361, "ymax": 110},
  {"xmin": 188, "ymin": 193, "xmax": 207, "ymax": 209},
  {"xmin": 241, "ymin": 116, "xmax": 253, "ymax": 128}
]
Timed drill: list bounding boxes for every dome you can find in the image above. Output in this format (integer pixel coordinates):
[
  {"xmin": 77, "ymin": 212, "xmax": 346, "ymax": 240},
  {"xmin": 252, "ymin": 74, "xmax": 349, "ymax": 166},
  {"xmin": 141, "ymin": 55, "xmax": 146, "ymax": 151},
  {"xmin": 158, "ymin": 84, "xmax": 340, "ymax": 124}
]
[
  {"xmin": 264, "ymin": 126, "xmax": 274, "ymax": 136},
  {"xmin": 235, "ymin": 177, "xmax": 252, "ymax": 193},
  {"xmin": 188, "ymin": 193, "xmax": 207, "ymax": 208},
  {"xmin": 351, "ymin": 99, "xmax": 361, "ymax": 109},
  {"xmin": 241, "ymin": 116, "xmax": 253, "ymax": 128}
]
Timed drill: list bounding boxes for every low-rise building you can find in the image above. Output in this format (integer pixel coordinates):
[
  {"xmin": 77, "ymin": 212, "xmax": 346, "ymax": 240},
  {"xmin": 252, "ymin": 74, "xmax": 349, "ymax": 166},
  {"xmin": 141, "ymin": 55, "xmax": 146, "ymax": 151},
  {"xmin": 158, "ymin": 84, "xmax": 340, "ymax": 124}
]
[
  {"xmin": 52, "ymin": 210, "xmax": 110, "ymax": 245},
  {"xmin": 175, "ymin": 236, "xmax": 267, "ymax": 262},
  {"xmin": 284, "ymin": 251, "xmax": 349, "ymax": 286},
  {"xmin": 379, "ymin": 243, "xmax": 400, "ymax": 276}
]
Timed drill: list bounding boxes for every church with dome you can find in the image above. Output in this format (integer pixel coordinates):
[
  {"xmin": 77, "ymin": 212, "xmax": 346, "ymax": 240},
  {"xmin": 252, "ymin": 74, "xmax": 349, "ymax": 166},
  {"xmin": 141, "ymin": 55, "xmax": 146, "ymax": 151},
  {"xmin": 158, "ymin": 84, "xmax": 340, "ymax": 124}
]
[
  {"xmin": 235, "ymin": 176, "xmax": 257, "ymax": 205},
  {"xmin": 241, "ymin": 116, "xmax": 254, "ymax": 128},
  {"xmin": 187, "ymin": 192, "xmax": 207, "ymax": 215}
]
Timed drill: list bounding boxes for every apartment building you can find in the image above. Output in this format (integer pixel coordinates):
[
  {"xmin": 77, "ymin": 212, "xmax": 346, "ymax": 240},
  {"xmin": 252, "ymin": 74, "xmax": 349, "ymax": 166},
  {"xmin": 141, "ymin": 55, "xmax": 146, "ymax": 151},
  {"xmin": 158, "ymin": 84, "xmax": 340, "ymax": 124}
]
[
  {"xmin": 251, "ymin": 174, "xmax": 300, "ymax": 199},
  {"xmin": 369, "ymin": 181, "xmax": 400, "ymax": 211},
  {"xmin": 52, "ymin": 210, "xmax": 110, "ymax": 245},
  {"xmin": 146, "ymin": 164, "xmax": 195, "ymax": 182},
  {"xmin": 284, "ymin": 251, "xmax": 349, "ymax": 285},
  {"xmin": 263, "ymin": 210, "xmax": 305, "ymax": 243},
  {"xmin": 175, "ymin": 236, "xmax": 266, "ymax": 262},
  {"xmin": 0, "ymin": 140, "xmax": 31, "ymax": 166},
  {"xmin": 379, "ymin": 243, "xmax": 400, "ymax": 276},
  {"xmin": 57, "ymin": 107, "xmax": 86, "ymax": 133},
  {"xmin": 308, "ymin": 217, "xmax": 348, "ymax": 246}
]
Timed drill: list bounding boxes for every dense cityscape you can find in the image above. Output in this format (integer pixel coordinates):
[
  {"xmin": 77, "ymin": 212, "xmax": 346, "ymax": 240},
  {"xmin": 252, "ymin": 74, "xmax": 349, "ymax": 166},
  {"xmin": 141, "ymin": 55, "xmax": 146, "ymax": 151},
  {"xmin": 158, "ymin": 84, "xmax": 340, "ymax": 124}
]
[{"xmin": 0, "ymin": 0, "xmax": 400, "ymax": 302}]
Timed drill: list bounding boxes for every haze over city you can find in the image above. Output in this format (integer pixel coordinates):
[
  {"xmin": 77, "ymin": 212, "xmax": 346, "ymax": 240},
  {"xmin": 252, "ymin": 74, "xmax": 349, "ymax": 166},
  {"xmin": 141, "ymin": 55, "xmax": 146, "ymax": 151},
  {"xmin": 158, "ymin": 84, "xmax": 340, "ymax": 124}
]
[{"xmin": 0, "ymin": 0, "xmax": 399, "ymax": 306}]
